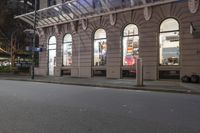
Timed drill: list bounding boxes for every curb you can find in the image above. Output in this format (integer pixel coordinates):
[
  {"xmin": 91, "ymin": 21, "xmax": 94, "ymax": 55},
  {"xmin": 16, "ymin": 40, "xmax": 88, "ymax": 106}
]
[{"xmin": 1, "ymin": 78, "xmax": 200, "ymax": 95}]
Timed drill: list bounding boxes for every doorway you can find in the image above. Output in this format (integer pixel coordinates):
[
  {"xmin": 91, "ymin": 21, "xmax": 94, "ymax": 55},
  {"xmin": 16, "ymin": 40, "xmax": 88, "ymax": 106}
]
[{"xmin": 48, "ymin": 36, "xmax": 57, "ymax": 76}]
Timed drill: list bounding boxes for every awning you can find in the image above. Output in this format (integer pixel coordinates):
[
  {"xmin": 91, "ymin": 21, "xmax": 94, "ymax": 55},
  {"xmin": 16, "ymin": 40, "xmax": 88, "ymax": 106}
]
[{"xmin": 15, "ymin": 0, "xmax": 180, "ymax": 28}]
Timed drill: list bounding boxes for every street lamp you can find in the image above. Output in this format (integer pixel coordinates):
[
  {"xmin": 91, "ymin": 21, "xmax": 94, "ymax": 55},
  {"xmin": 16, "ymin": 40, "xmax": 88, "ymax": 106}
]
[{"xmin": 31, "ymin": 0, "xmax": 37, "ymax": 79}]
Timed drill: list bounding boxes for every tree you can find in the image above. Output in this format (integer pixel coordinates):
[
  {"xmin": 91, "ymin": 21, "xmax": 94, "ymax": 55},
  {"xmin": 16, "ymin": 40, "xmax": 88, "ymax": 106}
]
[
  {"xmin": 0, "ymin": 0, "xmax": 34, "ymax": 40},
  {"xmin": 0, "ymin": 0, "xmax": 35, "ymax": 68}
]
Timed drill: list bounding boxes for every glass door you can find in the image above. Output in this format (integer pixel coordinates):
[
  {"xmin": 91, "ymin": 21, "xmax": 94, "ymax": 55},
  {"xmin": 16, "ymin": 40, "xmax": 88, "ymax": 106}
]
[{"xmin": 48, "ymin": 50, "xmax": 56, "ymax": 76}]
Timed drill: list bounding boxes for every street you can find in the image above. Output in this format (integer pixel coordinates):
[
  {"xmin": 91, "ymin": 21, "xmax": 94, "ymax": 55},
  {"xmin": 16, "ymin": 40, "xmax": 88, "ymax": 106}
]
[{"xmin": 0, "ymin": 80, "xmax": 199, "ymax": 133}]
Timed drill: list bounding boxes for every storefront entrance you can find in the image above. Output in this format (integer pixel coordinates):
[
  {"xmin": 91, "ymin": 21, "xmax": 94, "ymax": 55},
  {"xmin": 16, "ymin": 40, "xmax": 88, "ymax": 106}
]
[
  {"xmin": 93, "ymin": 29, "xmax": 107, "ymax": 77},
  {"xmin": 48, "ymin": 36, "xmax": 57, "ymax": 76},
  {"xmin": 48, "ymin": 49, "xmax": 56, "ymax": 76}
]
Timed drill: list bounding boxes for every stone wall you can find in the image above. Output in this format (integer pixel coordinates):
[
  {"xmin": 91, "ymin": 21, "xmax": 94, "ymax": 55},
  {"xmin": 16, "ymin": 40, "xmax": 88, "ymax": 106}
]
[{"xmin": 36, "ymin": 1, "xmax": 200, "ymax": 80}]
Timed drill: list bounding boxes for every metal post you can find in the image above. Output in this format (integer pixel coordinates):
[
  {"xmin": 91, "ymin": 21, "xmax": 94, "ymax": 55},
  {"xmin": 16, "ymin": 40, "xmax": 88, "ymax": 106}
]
[
  {"xmin": 31, "ymin": 0, "xmax": 37, "ymax": 79},
  {"xmin": 136, "ymin": 58, "xmax": 143, "ymax": 86}
]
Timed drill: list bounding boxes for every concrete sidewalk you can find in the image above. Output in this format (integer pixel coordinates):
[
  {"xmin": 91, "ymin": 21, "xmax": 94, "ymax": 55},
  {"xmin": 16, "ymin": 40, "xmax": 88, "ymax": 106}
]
[{"xmin": 0, "ymin": 75, "xmax": 200, "ymax": 95}]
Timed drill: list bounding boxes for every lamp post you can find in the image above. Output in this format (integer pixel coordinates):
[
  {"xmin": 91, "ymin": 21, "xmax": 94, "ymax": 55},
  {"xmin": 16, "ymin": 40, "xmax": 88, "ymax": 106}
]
[{"xmin": 31, "ymin": 0, "xmax": 37, "ymax": 79}]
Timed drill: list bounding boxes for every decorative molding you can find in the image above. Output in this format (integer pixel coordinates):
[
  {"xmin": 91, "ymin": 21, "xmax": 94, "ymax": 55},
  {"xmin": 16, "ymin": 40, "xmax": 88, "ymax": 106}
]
[
  {"xmin": 70, "ymin": 21, "xmax": 79, "ymax": 33},
  {"xmin": 37, "ymin": 28, "xmax": 44, "ymax": 37},
  {"xmin": 109, "ymin": 13, "xmax": 117, "ymax": 26},
  {"xmin": 188, "ymin": 0, "xmax": 199, "ymax": 13},
  {"xmin": 144, "ymin": 6, "xmax": 152, "ymax": 21},
  {"xmin": 60, "ymin": 23, "xmax": 68, "ymax": 34},
  {"xmin": 54, "ymin": 25, "xmax": 60, "ymax": 35},
  {"xmin": 100, "ymin": 16, "xmax": 103, "ymax": 25},
  {"xmin": 190, "ymin": 22, "xmax": 200, "ymax": 38},
  {"xmin": 130, "ymin": 0, "xmax": 135, "ymax": 6},
  {"xmin": 81, "ymin": 19, "xmax": 88, "ymax": 30}
]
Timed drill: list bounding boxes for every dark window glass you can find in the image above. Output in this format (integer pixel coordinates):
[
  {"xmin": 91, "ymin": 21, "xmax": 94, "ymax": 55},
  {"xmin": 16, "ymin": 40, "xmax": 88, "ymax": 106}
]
[
  {"xmin": 48, "ymin": 0, "xmax": 56, "ymax": 6},
  {"xmin": 62, "ymin": 0, "xmax": 71, "ymax": 3},
  {"xmin": 32, "ymin": 0, "xmax": 40, "ymax": 10},
  {"xmin": 92, "ymin": 0, "xmax": 102, "ymax": 9}
]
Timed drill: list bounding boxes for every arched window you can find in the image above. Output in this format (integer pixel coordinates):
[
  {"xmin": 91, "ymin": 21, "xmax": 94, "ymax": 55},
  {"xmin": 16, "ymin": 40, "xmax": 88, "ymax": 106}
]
[
  {"xmin": 94, "ymin": 29, "xmax": 107, "ymax": 66},
  {"xmin": 123, "ymin": 24, "xmax": 139, "ymax": 66},
  {"xmin": 63, "ymin": 34, "xmax": 72, "ymax": 66},
  {"xmin": 159, "ymin": 18, "xmax": 180, "ymax": 65},
  {"xmin": 49, "ymin": 36, "xmax": 56, "ymax": 46},
  {"xmin": 48, "ymin": 36, "xmax": 57, "ymax": 76}
]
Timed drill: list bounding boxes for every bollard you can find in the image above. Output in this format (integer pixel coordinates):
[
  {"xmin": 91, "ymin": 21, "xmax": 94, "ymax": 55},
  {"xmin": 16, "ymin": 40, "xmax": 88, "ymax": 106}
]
[{"xmin": 136, "ymin": 58, "xmax": 143, "ymax": 86}]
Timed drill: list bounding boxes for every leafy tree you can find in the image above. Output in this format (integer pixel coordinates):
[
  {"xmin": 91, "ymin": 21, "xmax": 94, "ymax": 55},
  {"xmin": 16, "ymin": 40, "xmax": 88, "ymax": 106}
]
[
  {"xmin": 0, "ymin": 0, "xmax": 35, "ymax": 68},
  {"xmin": 0, "ymin": 0, "xmax": 34, "ymax": 40}
]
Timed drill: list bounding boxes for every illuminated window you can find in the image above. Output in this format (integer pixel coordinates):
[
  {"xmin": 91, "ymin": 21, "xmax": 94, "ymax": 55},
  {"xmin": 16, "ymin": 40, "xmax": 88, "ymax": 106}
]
[
  {"xmin": 48, "ymin": 36, "xmax": 56, "ymax": 76},
  {"xmin": 63, "ymin": 34, "xmax": 72, "ymax": 66},
  {"xmin": 94, "ymin": 29, "xmax": 107, "ymax": 66},
  {"xmin": 48, "ymin": 36, "xmax": 56, "ymax": 48},
  {"xmin": 159, "ymin": 18, "xmax": 180, "ymax": 66},
  {"xmin": 123, "ymin": 24, "xmax": 139, "ymax": 66}
]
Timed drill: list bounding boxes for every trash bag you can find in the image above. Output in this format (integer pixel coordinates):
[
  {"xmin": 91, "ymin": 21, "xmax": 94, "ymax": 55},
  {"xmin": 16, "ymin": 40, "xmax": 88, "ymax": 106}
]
[
  {"xmin": 181, "ymin": 75, "xmax": 191, "ymax": 83},
  {"xmin": 190, "ymin": 75, "xmax": 200, "ymax": 83}
]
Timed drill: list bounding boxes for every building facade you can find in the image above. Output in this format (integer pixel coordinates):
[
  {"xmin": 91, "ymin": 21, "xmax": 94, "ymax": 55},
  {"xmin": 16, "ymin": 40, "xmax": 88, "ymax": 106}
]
[{"xmin": 28, "ymin": 0, "xmax": 200, "ymax": 80}]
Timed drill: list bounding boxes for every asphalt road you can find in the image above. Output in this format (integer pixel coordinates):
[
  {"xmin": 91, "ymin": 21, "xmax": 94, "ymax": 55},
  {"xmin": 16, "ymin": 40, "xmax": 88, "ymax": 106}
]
[{"xmin": 0, "ymin": 80, "xmax": 199, "ymax": 133}]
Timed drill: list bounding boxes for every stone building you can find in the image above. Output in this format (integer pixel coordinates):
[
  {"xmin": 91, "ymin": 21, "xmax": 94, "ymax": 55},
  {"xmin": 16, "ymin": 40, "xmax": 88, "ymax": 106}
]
[{"xmin": 16, "ymin": 0, "xmax": 200, "ymax": 80}]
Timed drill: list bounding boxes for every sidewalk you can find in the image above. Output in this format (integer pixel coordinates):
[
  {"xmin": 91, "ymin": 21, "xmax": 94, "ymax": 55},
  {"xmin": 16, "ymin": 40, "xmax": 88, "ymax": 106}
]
[{"xmin": 0, "ymin": 74, "xmax": 200, "ymax": 95}]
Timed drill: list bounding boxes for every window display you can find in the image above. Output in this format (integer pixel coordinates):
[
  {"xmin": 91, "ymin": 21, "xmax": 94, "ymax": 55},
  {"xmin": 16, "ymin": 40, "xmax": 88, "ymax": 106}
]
[
  {"xmin": 94, "ymin": 29, "xmax": 107, "ymax": 66},
  {"xmin": 48, "ymin": 36, "xmax": 56, "ymax": 76},
  {"xmin": 159, "ymin": 18, "xmax": 179, "ymax": 66},
  {"xmin": 123, "ymin": 24, "xmax": 139, "ymax": 66},
  {"xmin": 63, "ymin": 34, "xmax": 72, "ymax": 66}
]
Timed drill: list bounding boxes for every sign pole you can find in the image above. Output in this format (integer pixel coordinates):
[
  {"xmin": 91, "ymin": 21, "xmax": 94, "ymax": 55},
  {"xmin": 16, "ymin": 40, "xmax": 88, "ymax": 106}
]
[{"xmin": 31, "ymin": 0, "xmax": 37, "ymax": 79}]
